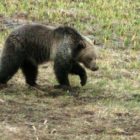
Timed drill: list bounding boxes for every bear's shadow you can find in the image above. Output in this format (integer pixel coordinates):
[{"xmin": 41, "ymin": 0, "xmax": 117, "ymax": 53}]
[
  {"xmin": 33, "ymin": 85, "xmax": 81, "ymax": 98},
  {"xmin": 1, "ymin": 83, "xmax": 108, "ymax": 104}
]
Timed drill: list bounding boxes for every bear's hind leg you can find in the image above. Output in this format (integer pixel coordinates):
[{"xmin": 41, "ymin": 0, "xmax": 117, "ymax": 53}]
[
  {"xmin": 70, "ymin": 62, "xmax": 87, "ymax": 86},
  {"xmin": 21, "ymin": 59, "xmax": 38, "ymax": 86},
  {"xmin": 0, "ymin": 55, "xmax": 21, "ymax": 85}
]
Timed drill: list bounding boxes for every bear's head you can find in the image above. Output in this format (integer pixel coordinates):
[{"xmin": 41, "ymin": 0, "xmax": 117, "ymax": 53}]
[{"xmin": 76, "ymin": 36, "xmax": 99, "ymax": 71}]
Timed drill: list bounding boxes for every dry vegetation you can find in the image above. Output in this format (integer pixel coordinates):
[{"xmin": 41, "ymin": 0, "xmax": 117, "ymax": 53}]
[{"xmin": 0, "ymin": 0, "xmax": 140, "ymax": 140}]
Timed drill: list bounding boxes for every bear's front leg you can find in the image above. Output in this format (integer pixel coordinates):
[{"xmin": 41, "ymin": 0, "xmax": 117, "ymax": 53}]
[
  {"xmin": 70, "ymin": 62, "xmax": 87, "ymax": 86},
  {"xmin": 54, "ymin": 72, "xmax": 70, "ymax": 89},
  {"xmin": 54, "ymin": 61, "xmax": 71, "ymax": 89}
]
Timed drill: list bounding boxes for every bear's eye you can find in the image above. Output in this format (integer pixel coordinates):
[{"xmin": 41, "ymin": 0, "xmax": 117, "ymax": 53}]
[{"xmin": 87, "ymin": 57, "xmax": 92, "ymax": 61}]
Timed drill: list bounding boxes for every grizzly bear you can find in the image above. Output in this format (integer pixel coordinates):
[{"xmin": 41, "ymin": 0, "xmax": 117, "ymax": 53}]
[{"xmin": 0, "ymin": 24, "xmax": 98, "ymax": 88}]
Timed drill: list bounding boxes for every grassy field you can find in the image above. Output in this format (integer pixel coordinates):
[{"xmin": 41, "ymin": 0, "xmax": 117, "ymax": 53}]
[{"xmin": 0, "ymin": 0, "xmax": 140, "ymax": 139}]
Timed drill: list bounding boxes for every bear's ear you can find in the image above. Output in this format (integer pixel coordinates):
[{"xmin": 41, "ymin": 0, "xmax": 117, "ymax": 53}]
[{"xmin": 77, "ymin": 40, "xmax": 86, "ymax": 50}]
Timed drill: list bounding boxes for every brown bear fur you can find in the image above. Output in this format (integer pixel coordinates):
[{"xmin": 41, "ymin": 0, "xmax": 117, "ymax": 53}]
[{"xmin": 0, "ymin": 24, "xmax": 98, "ymax": 88}]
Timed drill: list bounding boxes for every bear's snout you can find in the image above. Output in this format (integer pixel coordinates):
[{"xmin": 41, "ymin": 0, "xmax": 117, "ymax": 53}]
[{"xmin": 91, "ymin": 66, "xmax": 99, "ymax": 71}]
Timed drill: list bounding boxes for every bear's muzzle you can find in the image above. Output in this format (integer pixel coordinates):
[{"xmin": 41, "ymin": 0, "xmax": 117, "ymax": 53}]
[{"xmin": 91, "ymin": 66, "xmax": 99, "ymax": 71}]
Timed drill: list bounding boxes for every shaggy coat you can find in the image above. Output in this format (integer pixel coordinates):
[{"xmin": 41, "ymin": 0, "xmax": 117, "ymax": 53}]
[{"xmin": 0, "ymin": 24, "xmax": 98, "ymax": 87}]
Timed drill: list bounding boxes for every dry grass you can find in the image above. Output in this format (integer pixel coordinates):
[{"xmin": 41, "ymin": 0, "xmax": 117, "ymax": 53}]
[{"xmin": 0, "ymin": 0, "xmax": 140, "ymax": 140}]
